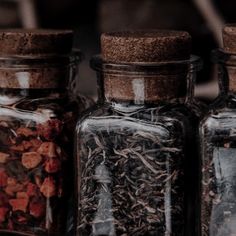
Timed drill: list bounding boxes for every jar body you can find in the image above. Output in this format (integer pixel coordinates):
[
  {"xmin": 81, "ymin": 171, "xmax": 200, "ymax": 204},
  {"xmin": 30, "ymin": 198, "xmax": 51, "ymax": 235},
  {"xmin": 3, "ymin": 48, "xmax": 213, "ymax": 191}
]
[
  {"xmin": 0, "ymin": 54, "xmax": 87, "ymax": 235},
  {"xmin": 200, "ymin": 48, "xmax": 236, "ymax": 236},
  {"xmin": 200, "ymin": 100, "xmax": 236, "ymax": 236},
  {"xmin": 76, "ymin": 101, "xmax": 197, "ymax": 236},
  {"xmin": 0, "ymin": 88, "xmax": 79, "ymax": 235}
]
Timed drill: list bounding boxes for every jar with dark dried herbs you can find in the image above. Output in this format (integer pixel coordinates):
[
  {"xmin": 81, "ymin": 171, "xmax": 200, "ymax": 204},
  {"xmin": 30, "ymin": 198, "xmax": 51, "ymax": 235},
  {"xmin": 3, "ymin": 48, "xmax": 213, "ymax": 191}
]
[
  {"xmin": 76, "ymin": 30, "xmax": 202, "ymax": 236},
  {"xmin": 0, "ymin": 29, "xmax": 88, "ymax": 236},
  {"xmin": 200, "ymin": 24, "xmax": 236, "ymax": 236}
]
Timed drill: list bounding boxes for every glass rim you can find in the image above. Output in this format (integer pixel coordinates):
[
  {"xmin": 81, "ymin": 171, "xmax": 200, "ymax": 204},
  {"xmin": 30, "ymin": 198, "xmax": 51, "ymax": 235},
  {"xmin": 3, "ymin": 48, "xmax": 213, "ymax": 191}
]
[
  {"xmin": 90, "ymin": 55, "xmax": 202, "ymax": 75},
  {"xmin": 0, "ymin": 49, "xmax": 83, "ymax": 68}
]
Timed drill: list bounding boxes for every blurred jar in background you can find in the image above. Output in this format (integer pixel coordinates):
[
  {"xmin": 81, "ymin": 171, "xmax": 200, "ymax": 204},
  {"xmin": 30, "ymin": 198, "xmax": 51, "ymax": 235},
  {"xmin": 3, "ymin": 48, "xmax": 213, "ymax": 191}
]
[{"xmin": 200, "ymin": 24, "xmax": 236, "ymax": 236}]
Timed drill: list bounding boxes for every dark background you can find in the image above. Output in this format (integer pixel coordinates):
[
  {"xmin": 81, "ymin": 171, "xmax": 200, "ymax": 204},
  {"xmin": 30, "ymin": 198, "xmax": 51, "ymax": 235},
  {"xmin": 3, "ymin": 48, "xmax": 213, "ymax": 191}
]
[{"xmin": 0, "ymin": 0, "xmax": 235, "ymax": 98}]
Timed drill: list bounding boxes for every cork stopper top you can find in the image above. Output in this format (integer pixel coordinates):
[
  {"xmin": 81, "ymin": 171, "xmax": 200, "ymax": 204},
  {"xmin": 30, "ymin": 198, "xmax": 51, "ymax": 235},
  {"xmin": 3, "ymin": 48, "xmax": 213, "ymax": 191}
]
[
  {"xmin": 222, "ymin": 24, "xmax": 236, "ymax": 54},
  {"xmin": 0, "ymin": 29, "xmax": 74, "ymax": 56},
  {"xmin": 101, "ymin": 30, "xmax": 191, "ymax": 63}
]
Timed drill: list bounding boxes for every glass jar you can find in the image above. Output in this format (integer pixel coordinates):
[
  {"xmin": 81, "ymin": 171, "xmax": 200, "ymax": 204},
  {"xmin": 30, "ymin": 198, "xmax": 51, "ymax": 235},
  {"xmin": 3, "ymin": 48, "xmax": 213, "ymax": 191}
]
[
  {"xmin": 0, "ymin": 30, "xmax": 84, "ymax": 236},
  {"xmin": 76, "ymin": 30, "xmax": 202, "ymax": 236},
  {"xmin": 200, "ymin": 24, "xmax": 236, "ymax": 236}
]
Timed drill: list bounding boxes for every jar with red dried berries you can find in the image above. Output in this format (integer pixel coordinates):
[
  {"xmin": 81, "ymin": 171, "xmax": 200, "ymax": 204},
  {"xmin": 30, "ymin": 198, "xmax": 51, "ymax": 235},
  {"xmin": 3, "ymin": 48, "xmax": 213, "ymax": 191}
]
[
  {"xmin": 200, "ymin": 25, "xmax": 236, "ymax": 236},
  {"xmin": 0, "ymin": 30, "xmax": 86, "ymax": 236},
  {"xmin": 76, "ymin": 31, "xmax": 204, "ymax": 236}
]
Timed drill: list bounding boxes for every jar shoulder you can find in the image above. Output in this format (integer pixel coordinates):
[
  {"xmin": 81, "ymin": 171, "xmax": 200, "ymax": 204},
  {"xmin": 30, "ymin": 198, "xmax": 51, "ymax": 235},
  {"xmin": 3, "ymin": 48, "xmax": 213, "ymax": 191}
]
[
  {"xmin": 201, "ymin": 108, "xmax": 236, "ymax": 132},
  {"xmin": 0, "ymin": 94, "xmax": 78, "ymax": 118},
  {"xmin": 77, "ymin": 103, "xmax": 189, "ymax": 139}
]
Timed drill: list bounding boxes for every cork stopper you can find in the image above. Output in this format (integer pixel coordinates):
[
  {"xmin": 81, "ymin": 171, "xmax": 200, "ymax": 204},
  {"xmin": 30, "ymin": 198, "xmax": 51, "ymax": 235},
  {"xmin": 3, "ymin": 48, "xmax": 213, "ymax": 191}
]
[
  {"xmin": 101, "ymin": 30, "xmax": 191, "ymax": 63},
  {"xmin": 223, "ymin": 24, "xmax": 236, "ymax": 54},
  {"xmin": 0, "ymin": 29, "xmax": 73, "ymax": 56},
  {"xmin": 222, "ymin": 25, "xmax": 236, "ymax": 93},
  {"xmin": 0, "ymin": 29, "xmax": 75, "ymax": 89}
]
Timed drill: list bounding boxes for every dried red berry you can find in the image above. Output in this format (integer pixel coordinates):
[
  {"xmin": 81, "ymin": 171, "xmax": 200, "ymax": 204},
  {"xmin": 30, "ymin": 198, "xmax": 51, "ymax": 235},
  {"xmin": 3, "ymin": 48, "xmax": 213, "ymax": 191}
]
[
  {"xmin": 7, "ymin": 177, "xmax": 17, "ymax": 186},
  {"xmin": 22, "ymin": 141, "xmax": 33, "ymax": 151},
  {"xmin": 45, "ymin": 158, "xmax": 61, "ymax": 173},
  {"xmin": 22, "ymin": 139, "xmax": 42, "ymax": 151},
  {"xmin": 22, "ymin": 152, "xmax": 42, "ymax": 169},
  {"xmin": 16, "ymin": 192, "xmax": 29, "ymax": 200},
  {"xmin": 40, "ymin": 177, "xmax": 57, "ymax": 198},
  {"xmin": 5, "ymin": 180, "xmax": 24, "ymax": 196},
  {"xmin": 0, "ymin": 169, "xmax": 8, "ymax": 187},
  {"xmin": 30, "ymin": 139, "xmax": 42, "ymax": 150},
  {"xmin": 0, "ymin": 152, "xmax": 9, "ymax": 163},
  {"xmin": 16, "ymin": 127, "xmax": 36, "ymax": 137},
  {"xmin": 11, "ymin": 144, "xmax": 25, "ymax": 152},
  {"xmin": 37, "ymin": 142, "xmax": 61, "ymax": 158},
  {"xmin": 0, "ymin": 192, "xmax": 8, "ymax": 206},
  {"xmin": 37, "ymin": 119, "xmax": 63, "ymax": 141},
  {"xmin": 0, "ymin": 207, "xmax": 9, "ymax": 223},
  {"xmin": 9, "ymin": 198, "xmax": 29, "ymax": 212},
  {"xmin": 29, "ymin": 199, "xmax": 45, "ymax": 218},
  {"xmin": 26, "ymin": 183, "xmax": 39, "ymax": 197}
]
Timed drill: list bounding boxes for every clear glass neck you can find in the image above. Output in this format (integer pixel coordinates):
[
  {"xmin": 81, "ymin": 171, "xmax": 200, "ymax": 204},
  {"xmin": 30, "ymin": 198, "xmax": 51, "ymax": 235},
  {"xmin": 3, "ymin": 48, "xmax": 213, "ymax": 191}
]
[
  {"xmin": 0, "ymin": 50, "xmax": 82, "ymax": 105},
  {"xmin": 91, "ymin": 55, "xmax": 201, "ymax": 106}
]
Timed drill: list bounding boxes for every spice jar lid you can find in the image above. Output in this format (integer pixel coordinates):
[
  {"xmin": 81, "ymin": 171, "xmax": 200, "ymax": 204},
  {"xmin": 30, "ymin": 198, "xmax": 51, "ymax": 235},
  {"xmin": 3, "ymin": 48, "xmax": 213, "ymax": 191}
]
[
  {"xmin": 222, "ymin": 24, "xmax": 236, "ymax": 54},
  {"xmin": 0, "ymin": 29, "xmax": 73, "ymax": 56},
  {"xmin": 101, "ymin": 30, "xmax": 191, "ymax": 63}
]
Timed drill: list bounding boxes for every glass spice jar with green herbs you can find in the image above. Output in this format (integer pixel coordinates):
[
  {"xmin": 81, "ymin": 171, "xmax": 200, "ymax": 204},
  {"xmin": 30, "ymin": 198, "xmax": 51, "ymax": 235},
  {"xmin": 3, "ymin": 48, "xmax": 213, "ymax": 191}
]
[
  {"xmin": 200, "ymin": 24, "xmax": 236, "ymax": 236},
  {"xmin": 76, "ymin": 30, "xmax": 202, "ymax": 236},
  {"xmin": 0, "ymin": 29, "xmax": 89, "ymax": 236}
]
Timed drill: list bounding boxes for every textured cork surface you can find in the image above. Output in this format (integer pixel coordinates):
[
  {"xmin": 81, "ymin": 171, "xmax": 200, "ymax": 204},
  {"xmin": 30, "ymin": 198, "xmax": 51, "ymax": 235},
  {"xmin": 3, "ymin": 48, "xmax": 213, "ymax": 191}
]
[
  {"xmin": 101, "ymin": 30, "xmax": 191, "ymax": 63},
  {"xmin": 222, "ymin": 25, "xmax": 236, "ymax": 92},
  {"xmin": 0, "ymin": 29, "xmax": 74, "ymax": 89},
  {"xmin": 223, "ymin": 24, "xmax": 236, "ymax": 54},
  {"xmin": 227, "ymin": 67, "xmax": 236, "ymax": 93},
  {"xmin": 0, "ymin": 29, "xmax": 73, "ymax": 56}
]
